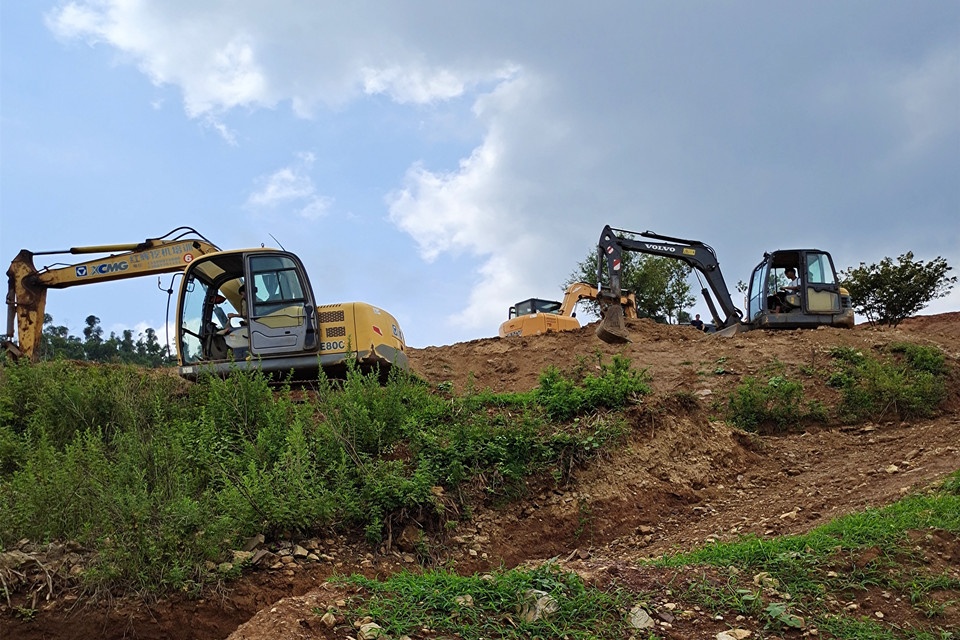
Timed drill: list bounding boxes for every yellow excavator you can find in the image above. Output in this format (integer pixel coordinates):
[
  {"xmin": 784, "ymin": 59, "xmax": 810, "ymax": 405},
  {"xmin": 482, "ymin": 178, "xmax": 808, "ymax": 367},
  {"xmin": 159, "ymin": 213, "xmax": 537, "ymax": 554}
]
[
  {"xmin": 4, "ymin": 227, "xmax": 408, "ymax": 380},
  {"xmin": 499, "ymin": 282, "xmax": 637, "ymax": 338},
  {"xmin": 594, "ymin": 225, "xmax": 855, "ymax": 343}
]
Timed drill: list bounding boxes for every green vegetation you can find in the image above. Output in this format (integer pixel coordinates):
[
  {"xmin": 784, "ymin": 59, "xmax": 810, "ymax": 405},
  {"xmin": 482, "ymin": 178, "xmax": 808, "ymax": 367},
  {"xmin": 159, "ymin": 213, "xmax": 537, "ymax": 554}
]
[
  {"xmin": 725, "ymin": 344, "xmax": 949, "ymax": 431},
  {"xmin": 726, "ymin": 374, "xmax": 825, "ymax": 432},
  {"xmin": 653, "ymin": 470, "xmax": 960, "ymax": 639},
  {"xmin": 827, "ymin": 344, "xmax": 949, "ymax": 422},
  {"xmin": 333, "ymin": 562, "xmax": 636, "ymax": 640},
  {"xmin": 840, "ymin": 253, "xmax": 956, "ymax": 328},
  {"xmin": 0, "ymin": 354, "xmax": 644, "ymax": 593}
]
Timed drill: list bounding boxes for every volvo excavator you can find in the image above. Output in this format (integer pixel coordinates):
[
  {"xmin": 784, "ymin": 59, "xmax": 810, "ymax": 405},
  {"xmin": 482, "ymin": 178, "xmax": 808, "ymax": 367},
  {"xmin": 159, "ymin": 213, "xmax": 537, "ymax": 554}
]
[
  {"xmin": 4, "ymin": 227, "xmax": 408, "ymax": 379},
  {"xmin": 594, "ymin": 225, "xmax": 855, "ymax": 343},
  {"xmin": 499, "ymin": 282, "xmax": 637, "ymax": 338}
]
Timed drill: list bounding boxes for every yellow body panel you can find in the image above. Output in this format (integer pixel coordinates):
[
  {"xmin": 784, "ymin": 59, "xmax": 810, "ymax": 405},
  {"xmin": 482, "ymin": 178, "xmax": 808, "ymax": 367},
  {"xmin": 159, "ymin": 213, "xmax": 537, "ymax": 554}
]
[{"xmin": 499, "ymin": 313, "xmax": 580, "ymax": 338}]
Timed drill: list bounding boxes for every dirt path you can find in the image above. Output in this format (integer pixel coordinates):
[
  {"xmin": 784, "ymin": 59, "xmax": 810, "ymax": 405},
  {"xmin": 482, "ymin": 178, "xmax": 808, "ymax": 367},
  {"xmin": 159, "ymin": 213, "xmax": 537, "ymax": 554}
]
[{"xmin": 3, "ymin": 314, "xmax": 958, "ymax": 639}]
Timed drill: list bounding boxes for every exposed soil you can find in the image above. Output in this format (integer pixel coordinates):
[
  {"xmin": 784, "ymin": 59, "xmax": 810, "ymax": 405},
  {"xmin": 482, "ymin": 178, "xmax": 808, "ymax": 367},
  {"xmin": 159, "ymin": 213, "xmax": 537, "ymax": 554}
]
[{"xmin": 3, "ymin": 313, "xmax": 959, "ymax": 639}]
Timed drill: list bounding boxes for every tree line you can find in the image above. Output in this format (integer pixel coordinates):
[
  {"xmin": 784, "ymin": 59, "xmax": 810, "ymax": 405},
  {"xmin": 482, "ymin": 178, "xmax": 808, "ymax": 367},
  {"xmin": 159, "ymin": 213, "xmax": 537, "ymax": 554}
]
[{"xmin": 39, "ymin": 314, "xmax": 173, "ymax": 366}]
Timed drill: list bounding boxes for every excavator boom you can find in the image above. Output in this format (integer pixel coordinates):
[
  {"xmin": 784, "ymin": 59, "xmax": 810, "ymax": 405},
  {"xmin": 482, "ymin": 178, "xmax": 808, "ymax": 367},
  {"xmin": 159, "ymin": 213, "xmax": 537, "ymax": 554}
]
[
  {"xmin": 596, "ymin": 225, "xmax": 743, "ymax": 342},
  {"xmin": 4, "ymin": 227, "xmax": 220, "ymax": 361}
]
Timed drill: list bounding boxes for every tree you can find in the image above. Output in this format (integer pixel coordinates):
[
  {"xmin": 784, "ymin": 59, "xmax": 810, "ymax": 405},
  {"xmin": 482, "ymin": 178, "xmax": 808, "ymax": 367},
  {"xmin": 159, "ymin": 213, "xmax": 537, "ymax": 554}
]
[
  {"xmin": 839, "ymin": 253, "xmax": 956, "ymax": 327},
  {"xmin": 566, "ymin": 245, "xmax": 695, "ymax": 323},
  {"xmin": 41, "ymin": 314, "xmax": 85, "ymax": 359}
]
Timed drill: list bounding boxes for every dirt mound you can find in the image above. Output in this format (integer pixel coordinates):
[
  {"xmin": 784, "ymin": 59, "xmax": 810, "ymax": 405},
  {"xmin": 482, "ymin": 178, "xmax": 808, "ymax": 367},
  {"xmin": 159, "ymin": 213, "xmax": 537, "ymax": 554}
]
[{"xmin": 3, "ymin": 314, "xmax": 959, "ymax": 640}]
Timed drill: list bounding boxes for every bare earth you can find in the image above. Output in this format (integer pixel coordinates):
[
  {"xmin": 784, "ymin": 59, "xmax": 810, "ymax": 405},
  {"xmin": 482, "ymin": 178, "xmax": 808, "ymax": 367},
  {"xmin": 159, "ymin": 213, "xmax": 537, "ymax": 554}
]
[{"xmin": 3, "ymin": 313, "xmax": 959, "ymax": 639}]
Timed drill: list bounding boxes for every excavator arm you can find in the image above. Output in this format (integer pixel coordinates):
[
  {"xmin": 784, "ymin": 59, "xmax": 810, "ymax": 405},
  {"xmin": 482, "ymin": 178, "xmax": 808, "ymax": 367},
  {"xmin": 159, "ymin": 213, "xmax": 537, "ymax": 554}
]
[
  {"xmin": 4, "ymin": 227, "xmax": 219, "ymax": 361},
  {"xmin": 595, "ymin": 225, "xmax": 743, "ymax": 343},
  {"xmin": 558, "ymin": 281, "xmax": 638, "ymax": 319}
]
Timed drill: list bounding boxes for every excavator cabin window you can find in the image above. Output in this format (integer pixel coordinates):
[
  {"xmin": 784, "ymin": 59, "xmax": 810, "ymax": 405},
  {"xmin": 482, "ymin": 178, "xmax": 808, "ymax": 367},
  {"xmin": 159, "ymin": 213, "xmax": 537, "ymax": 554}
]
[
  {"xmin": 248, "ymin": 256, "xmax": 307, "ymax": 318},
  {"xmin": 511, "ymin": 298, "xmax": 562, "ymax": 318}
]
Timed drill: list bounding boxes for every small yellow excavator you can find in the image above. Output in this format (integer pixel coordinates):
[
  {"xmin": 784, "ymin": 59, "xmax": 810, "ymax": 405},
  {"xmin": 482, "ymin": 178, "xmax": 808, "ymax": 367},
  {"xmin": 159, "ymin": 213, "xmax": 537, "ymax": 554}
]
[
  {"xmin": 4, "ymin": 227, "xmax": 408, "ymax": 380},
  {"xmin": 594, "ymin": 225, "xmax": 855, "ymax": 343},
  {"xmin": 499, "ymin": 282, "xmax": 637, "ymax": 338}
]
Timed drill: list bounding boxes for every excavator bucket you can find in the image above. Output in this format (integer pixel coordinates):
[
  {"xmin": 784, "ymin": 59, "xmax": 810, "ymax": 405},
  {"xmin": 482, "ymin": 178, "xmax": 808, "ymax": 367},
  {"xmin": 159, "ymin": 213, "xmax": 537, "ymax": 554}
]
[{"xmin": 595, "ymin": 304, "xmax": 631, "ymax": 344}]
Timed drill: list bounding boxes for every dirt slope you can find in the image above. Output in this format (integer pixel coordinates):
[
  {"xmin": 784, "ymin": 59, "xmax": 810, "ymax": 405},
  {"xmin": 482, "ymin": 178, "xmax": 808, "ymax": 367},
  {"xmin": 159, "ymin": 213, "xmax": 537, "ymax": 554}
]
[{"xmin": 3, "ymin": 314, "xmax": 959, "ymax": 639}]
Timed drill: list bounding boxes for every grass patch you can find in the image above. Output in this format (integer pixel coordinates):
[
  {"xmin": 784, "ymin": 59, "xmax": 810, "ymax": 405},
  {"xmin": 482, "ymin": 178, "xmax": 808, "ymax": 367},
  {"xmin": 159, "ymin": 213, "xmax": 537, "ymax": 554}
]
[
  {"xmin": 652, "ymin": 470, "xmax": 960, "ymax": 638},
  {"xmin": 331, "ymin": 562, "xmax": 636, "ymax": 640},
  {"xmin": 726, "ymin": 373, "xmax": 826, "ymax": 432},
  {"xmin": 828, "ymin": 344, "xmax": 949, "ymax": 422}
]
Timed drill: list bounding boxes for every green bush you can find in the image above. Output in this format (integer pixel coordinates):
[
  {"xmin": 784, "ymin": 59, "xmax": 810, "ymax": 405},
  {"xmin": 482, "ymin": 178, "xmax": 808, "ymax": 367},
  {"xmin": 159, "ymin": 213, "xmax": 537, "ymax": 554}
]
[
  {"xmin": 726, "ymin": 375, "xmax": 824, "ymax": 432},
  {"xmin": 828, "ymin": 343, "xmax": 948, "ymax": 422},
  {"xmin": 536, "ymin": 354, "xmax": 650, "ymax": 421},
  {"xmin": 0, "ymin": 356, "xmax": 640, "ymax": 593}
]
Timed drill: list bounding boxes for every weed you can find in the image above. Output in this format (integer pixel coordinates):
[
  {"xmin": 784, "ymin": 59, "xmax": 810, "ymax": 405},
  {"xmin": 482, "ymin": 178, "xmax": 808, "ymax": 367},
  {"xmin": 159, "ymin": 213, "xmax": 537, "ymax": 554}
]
[
  {"xmin": 0, "ymin": 356, "xmax": 642, "ymax": 594},
  {"xmin": 335, "ymin": 563, "xmax": 634, "ymax": 639},
  {"xmin": 828, "ymin": 343, "xmax": 948, "ymax": 422},
  {"xmin": 653, "ymin": 479, "xmax": 960, "ymax": 638},
  {"xmin": 726, "ymin": 374, "xmax": 821, "ymax": 432}
]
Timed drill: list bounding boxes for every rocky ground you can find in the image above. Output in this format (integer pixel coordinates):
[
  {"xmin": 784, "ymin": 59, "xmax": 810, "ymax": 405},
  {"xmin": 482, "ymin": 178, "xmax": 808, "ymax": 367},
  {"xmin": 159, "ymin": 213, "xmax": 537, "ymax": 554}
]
[{"xmin": 2, "ymin": 313, "xmax": 959, "ymax": 639}]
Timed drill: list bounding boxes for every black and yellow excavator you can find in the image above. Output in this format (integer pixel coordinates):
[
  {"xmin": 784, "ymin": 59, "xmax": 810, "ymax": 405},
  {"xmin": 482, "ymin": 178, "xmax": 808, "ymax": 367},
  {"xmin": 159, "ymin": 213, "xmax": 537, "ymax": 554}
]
[
  {"xmin": 594, "ymin": 225, "xmax": 855, "ymax": 343},
  {"xmin": 499, "ymin": 281, "xmax": 637, "ymax": 338},
  {"xmin": 4, "ymin": 227, "xmax": 408, "ymax": 379}
]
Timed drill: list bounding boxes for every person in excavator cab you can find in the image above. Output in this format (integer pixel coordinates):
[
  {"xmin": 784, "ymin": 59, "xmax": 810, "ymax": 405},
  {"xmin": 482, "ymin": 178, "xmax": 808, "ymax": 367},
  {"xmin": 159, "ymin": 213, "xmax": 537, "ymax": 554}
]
[
  {"xmin": 216, "ymin": 283, "xmax": 250, "ymax": 359},
  {"xmin": 770, "ymin": 267, "xmax": 802, "ymax": 313}
]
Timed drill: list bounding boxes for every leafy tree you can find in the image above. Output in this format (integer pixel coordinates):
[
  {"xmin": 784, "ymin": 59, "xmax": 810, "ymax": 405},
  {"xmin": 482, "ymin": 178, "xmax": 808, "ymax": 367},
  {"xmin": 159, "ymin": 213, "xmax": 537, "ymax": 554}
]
[
  {"xmin": 37, "ymin": 314, "xmax": 172, "ymax": 366},
  {"xmin": 566, "ymin": 244, "xmax": 695, "ymax": 323},
  {"xmin": 840, "ymin": 253, "xmax": 956, "ymax": 327},
  {"xmin": 41, "ymin": 315, "xmax": 85, "ymax": 360}
]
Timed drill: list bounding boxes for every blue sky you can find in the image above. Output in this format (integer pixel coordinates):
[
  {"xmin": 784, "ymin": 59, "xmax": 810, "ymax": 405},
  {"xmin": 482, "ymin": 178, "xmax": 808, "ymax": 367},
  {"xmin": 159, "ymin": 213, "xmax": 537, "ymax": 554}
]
[{"xmin": 2, "ymin": 1, "xmax": 958, "ymax": 348}]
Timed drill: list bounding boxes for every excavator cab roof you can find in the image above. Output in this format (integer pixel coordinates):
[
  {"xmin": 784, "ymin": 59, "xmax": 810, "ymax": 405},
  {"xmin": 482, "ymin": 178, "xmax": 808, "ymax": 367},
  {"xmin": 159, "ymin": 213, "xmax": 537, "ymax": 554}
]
[{"xmin": 511, "ymin": 298, "xmax": 562, "ymax": 317}]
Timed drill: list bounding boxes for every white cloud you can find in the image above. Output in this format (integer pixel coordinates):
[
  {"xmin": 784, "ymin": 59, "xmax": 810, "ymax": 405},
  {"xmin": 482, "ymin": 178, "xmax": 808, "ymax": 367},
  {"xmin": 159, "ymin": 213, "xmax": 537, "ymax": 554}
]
[
  {"xmin": 37, "ymin": 2, "xmax": 959, "ymax": 344},
  {"xmin": 247, "ymin": 152, "xmax": 333, "ymax": 219}
]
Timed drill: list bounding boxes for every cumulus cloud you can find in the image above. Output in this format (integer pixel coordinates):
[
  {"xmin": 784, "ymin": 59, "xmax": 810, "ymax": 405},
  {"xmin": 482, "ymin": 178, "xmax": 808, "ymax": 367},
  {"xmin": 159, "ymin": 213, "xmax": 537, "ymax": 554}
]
[{"xmin": 247, "ymin": 153, "xmax": 333, "ymax": 220}]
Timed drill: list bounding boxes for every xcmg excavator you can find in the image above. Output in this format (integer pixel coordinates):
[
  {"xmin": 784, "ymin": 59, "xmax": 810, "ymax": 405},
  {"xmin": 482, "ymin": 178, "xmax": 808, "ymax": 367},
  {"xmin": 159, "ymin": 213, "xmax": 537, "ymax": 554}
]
[
  {"xmin": 4, "ymin": 227, "xmax": 408, "ymax": 379},
  {"xmin": 499, "ymin": 282, "xmax": 637, "ymax": 338},
  {"xmin": 595, "ymin": 225, "xmax": 854, "ymax": 343}
]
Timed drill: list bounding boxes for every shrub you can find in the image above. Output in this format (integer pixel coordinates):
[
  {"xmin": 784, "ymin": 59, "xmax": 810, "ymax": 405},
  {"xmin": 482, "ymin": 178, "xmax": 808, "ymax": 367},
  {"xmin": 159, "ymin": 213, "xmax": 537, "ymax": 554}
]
[
  {"xmin": 828, "ymin": 343, "xmax": 948, "ymax": 422},
  {"xmin": 0, "ymin": 357, "xmax": 640, "ymax": 593},
  {"xmin": 535, "ymin": 354, "xmax": 649, "ymax": 421},
  {"xmin": 727, "ymin": 375, "xmax": 824, "ymax": 433}
]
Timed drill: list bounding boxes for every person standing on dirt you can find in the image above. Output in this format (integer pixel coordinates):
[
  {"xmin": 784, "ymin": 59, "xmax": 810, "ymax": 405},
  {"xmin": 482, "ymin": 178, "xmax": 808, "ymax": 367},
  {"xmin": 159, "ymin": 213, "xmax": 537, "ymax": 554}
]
[{"xmin": 690, "ymin": 314, "xmax": 704, "ymax": 330}]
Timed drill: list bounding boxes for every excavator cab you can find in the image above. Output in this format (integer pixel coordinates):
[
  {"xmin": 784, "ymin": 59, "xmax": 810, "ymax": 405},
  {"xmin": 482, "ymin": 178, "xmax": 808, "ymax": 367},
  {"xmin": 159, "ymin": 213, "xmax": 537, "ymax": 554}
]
[
  {"xmin": 177, "ymin": 247, "xmax": 408, "ymax": 381},
  {"xmin": 177, "ymin": 249, "xmax": 319, "ymax": 370},
  {"xmin": 509, "ymin": 298, "xmax": 564, "ymax": 318},
  {"xmin": 746, "ymin": 250, "xmax": 855, "ymax": 329}
]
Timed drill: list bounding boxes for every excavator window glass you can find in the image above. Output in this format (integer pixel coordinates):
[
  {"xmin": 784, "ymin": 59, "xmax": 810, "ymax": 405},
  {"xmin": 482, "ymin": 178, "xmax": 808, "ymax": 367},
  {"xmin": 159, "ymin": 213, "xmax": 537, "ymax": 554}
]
[
  {"xmin": 179, "ymin": 276, "xmax": 210, "ymax": 363},
  {"xmin": 805, "ymin": 252, "xmax": 836, "ymax": 285},
  {"xmin": 249, "ymin": 255, "xmax": 306, "ymax": 317},
  {"xmin": 538, "ymin": 300, "xmax": 562, "ymax": 314},
  {"xmin": 747, "ymin": 262, "xmax": 766, "ymax": 320},
  {"xmin": 513, "ymin": 299, "xmax": 562, "ymax": 316}
]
